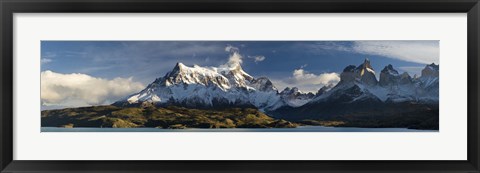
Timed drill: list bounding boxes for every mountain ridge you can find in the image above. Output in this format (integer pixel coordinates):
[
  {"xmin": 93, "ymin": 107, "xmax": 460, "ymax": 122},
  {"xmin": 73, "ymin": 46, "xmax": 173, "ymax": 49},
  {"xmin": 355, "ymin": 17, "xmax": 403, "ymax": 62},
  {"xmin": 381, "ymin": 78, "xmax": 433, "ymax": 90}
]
[
  {"xmin": 114, "ymin": 58, "xmax": 439, "ymax": 123},
  {"xmin": 269, "ymin": 59, "xmax": 438, "ymax": 125}
]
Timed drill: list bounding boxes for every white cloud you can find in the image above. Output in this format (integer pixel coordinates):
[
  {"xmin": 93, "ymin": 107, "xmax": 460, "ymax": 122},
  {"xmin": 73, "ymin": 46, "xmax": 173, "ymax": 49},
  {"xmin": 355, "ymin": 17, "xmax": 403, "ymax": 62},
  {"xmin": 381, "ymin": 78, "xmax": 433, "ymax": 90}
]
[
  {"xmin": 41, "ymin": 71, "xmax": 145, "ymax": 108},
  {"xmin": 222, "ymin": 45, "xmax": 243, "ymax": 67},
  {"xmin": 307, "ymin": 41, "xmax": 439, "ymax": 64},
  {"xmin": 227, "ymin": 52, "xmax": 243, "ymax": 65},
  {"xmin": 352, "ymin": 41, "xmax": 439, "ymax": 64},
  {"xmin": 42, "ymin": 52, "xmax": 57, "ymax": 58},
  {"xmin": 248, "ymin": 55, "xmax": 266, "ymax": 62},
  {"xmin": 41, "ymin": 58, "xmax": 52, "ymax": 64},
  {"xmin": 226, "ymin": 45, "xmax": 266, "ymax": 64},
  {"xmin": 225, "ymin": 45, "xmax": 240, "ymax": 53},
  {"xmin": 290, "ymin": 69, "xmax": 340, "ymax": 86},
  {"xmin": 41, "ymin": 52, "xmax": 56, "ymax": 64},
  {"xmin": 308, "ymin": 42, "xmax": 352, "ymax": 53},
  {"xmin": 272, "ymin": 67, "xmax": 340, "ymax": 93},
  {"xmin": 254, "ymin": 56, "xmax": 266, "ymax": 62}
]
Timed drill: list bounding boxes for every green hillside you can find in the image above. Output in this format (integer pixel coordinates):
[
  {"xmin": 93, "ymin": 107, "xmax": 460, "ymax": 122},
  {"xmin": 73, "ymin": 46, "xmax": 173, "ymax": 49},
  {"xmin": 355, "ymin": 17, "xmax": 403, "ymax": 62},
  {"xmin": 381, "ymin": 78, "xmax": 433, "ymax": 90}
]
[{"xmin": 41, "ymin": 105, "xmax": 297, "ymax": 129}]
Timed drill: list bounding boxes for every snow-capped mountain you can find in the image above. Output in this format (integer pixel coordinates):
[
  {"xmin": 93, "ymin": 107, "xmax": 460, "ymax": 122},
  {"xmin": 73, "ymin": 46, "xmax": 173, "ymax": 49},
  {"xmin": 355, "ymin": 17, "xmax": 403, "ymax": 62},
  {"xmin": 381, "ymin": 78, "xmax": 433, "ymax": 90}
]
[
  {"xmin": 115, "ymin": 58, "xmax": 439, "ymax": 120},
  {"xmin": 279, "ymin": 87, "xmax": 315, "ymax": 107},
  {"xmin": 382, "ymin": 67, "xmax": 414, "ymax": 86},
  {"xmin": 316, "ymin": 84, "xmax": 334, "ymax": 96},
  {"xmin": 311, "ymin": 59, "xmax": 438, "ymax": 104},
  {"xmin": 115, "ymin": 62, "xmax": 284, "ymax": 111},
  {"xmin": 270, "ymin": 59, "xmax": 439, "ymax": 120},
  {"xmin": 413, "ymin": 63, "xmax": 439, "ymax": 102}
]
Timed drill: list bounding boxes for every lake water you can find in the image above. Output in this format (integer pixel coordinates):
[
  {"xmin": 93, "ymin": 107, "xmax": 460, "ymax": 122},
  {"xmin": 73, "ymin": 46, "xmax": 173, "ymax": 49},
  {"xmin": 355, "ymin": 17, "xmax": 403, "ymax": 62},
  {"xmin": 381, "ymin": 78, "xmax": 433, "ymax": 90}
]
[{"xmin": 41, "ymin": 126, "xmax": 438, "ymax": 132}]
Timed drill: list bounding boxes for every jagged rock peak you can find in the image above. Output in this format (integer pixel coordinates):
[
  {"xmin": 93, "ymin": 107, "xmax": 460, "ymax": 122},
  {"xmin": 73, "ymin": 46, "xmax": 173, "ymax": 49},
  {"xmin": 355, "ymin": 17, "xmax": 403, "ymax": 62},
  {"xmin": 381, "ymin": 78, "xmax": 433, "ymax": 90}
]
[
  {"xmin": 280, "ymin": 87, "xmax": 315, "ymax": 107},
  {"xmin": 280, "ymin": 87, "xmax": 299, "ymax": 94},
  {"xmin": 167, "ymin": 62, "xmax": 186, "ymax": 77},
  {"xmin": 421, "ymin": 63, "xmax": 439, "ymax": 78},
  {"xmin": 339, "ymin": 58, "xmax": 378, "ymax": 86},
  {"xmin": 280, "ymin": 87, "xmax": 315, "ymax": 97},
  {"xmin": 161, "ymin": 62, "xmax": 231, "ymax": 88},
  {"xmin": 400, "ymin": 72, "xmax": 410, "ymax": 78},
  {"xmin": 381, "ymin": 64, "xmax": 399, "ymax": 76},
  {"xmin": 379, "ymin": 64, "xmax": 412, "ymax": 86},
  {"xmin": 220, "ymin": 62, "xmax": 254, "ymax": 85},
  {"xmin": 251, "ymin": 77, "xmax": 277, "ymax": 92},
  {"xmin": 428, "ymin": 63, "xmax": 439, "ymax": 70},
  {"xmin": 398, "ymin": 72, "xmax": 413, "ymax": 85},
  {"xmin": 317, "ymin": 84, "xmax": 334, "ymax": 96},
  {"xmin": 343, "ymin": 65, "xmax": 357, "ymax": 72},
  {"xmin": 379, "ymin": 64, "xmax": 398, "ymax": 86},
  {"xmin": 356, "ymin": 58, "xmax": 374, "ymax": 71},
  {"xmin": 356, "ymin": 58, "xmax": 377, "ymax": 86},
  {"xmin": 339, "ymin": 65, "xmax": 357, "ymax": 84}
]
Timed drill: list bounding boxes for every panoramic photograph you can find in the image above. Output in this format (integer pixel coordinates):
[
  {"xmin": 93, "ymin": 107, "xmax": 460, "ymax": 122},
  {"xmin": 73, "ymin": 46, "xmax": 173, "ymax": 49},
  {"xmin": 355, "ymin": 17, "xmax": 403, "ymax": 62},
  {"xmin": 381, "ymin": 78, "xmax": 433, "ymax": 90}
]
[{"xmin": 41, "ymin": 41, "xmax": 439, "ymax": 132}]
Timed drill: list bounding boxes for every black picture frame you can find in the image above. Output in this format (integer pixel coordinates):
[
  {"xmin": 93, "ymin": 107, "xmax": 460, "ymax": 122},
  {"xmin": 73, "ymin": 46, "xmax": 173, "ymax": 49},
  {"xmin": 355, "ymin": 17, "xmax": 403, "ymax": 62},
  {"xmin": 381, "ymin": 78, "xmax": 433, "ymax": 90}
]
[{"xmin": 1, "ymin": 0, "xmax": 479, "ymax": 172}]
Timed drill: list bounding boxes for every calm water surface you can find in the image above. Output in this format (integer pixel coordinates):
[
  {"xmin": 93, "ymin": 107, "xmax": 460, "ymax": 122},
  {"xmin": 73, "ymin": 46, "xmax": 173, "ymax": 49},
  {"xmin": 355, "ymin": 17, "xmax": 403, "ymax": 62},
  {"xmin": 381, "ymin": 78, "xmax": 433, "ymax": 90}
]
[{"xmin": 41, "ymin": 126, "xmax": 438, "ymax": 132}]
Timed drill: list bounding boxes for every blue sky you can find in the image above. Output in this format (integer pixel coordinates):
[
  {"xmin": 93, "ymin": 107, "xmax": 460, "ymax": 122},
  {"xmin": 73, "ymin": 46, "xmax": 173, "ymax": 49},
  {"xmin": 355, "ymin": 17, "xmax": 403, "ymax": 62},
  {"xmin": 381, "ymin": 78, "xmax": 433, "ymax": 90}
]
[{"xmin": 41, "ymin": 41, "xmax": 439, "ymax": 109}]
